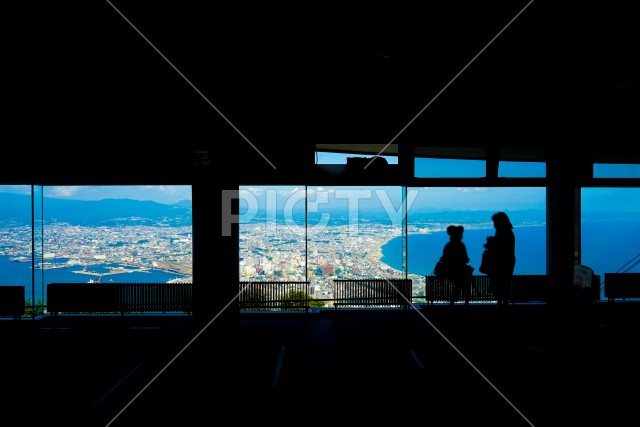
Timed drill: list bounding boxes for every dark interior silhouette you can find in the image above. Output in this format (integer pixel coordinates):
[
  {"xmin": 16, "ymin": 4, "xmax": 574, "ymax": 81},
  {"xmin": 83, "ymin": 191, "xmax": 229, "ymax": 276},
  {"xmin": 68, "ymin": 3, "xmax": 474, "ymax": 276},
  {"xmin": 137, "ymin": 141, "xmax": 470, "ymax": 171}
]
[{"xmin": 3, "ymin": 1, "xmax": 640, "ymax": 426}]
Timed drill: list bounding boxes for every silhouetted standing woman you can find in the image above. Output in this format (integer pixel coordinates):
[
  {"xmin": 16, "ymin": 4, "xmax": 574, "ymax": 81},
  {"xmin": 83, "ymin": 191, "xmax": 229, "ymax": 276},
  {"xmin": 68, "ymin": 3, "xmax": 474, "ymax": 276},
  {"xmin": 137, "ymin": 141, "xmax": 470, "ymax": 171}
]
[
  {"xmin": 441, "ymin": 225, "xmax": 471, "ymax": 305},
  {"xmin": 490, "ymin": 212, "xmax": 516, "ymax": 306}
]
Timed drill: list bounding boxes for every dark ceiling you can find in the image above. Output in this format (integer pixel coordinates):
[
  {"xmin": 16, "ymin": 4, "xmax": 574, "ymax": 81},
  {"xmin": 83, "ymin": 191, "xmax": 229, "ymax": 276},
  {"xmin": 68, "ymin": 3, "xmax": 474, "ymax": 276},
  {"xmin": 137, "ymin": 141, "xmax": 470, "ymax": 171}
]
[{"xmin": 11, "ymin": 1, "xmax": 638, "ymax": 163}]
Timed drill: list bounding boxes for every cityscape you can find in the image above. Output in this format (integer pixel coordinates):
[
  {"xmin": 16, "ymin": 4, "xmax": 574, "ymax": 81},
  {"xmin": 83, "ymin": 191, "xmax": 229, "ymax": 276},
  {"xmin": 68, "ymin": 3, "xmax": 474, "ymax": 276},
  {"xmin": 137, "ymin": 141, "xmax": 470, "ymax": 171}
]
[
  {"xmin": 240, "ymin": 221, "xmax": 410, "ymax": 303},
  {"xmin": 1, "ymin": 223, "xmax": 192, "ymax": 279},
  {"xmin": 0, "ymin": 186, "xmax": 193, "ymax": 291}
]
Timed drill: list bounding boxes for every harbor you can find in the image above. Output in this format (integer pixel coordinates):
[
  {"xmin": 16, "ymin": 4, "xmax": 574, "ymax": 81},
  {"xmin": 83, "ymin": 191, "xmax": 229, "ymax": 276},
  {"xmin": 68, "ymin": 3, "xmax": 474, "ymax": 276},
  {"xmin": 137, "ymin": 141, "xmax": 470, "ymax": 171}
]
[
  {"xmin": 1, "ymin": 256, "xmax": 192, "ymax": 296},
  {"xmin": 72, "ymin": 266, "xmax": 151, "ymax": 277}
]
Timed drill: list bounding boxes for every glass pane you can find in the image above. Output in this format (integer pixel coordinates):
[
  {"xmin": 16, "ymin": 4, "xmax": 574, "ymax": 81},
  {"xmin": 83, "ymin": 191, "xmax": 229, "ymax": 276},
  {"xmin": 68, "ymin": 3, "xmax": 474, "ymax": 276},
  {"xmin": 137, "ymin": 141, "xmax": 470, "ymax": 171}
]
[
  {"xmin": 238, "ymin": 185, "xmax": 311, "ymax": 310},
  {"xmin": 307, "ymin": 186, "xmax": 405, "ymax": 305},
  {"xmin": 239, "ymin": 185, "xmax": 307, "ymax": 281},
  {"xmin": 405, "ymin": 187, "xmax": 546, "ymax": 298},
  {"xmin": 0, "ymin": 185, "xmax": 34, "ymax": 317},
  {"xmin": 415, "ymin": 158, "xmax": 485, "ymax": 178},
  {"xmin": 316, "ymin": 151, "xmax": 398, "ymax": 164},
  {"xmin": 594, "ymin": 163, "xmax": 640, "ymax": 178},
  {"xmin": 499, "ymin": 161, "xmax": 546, "ymax": 177},
  {"xmin": 581, "ymin": 187, "xmax": 640, "ymax": 301},
  {"xmin": 40, "ymin": 185, "xmax": 193, "ymax": 286}
]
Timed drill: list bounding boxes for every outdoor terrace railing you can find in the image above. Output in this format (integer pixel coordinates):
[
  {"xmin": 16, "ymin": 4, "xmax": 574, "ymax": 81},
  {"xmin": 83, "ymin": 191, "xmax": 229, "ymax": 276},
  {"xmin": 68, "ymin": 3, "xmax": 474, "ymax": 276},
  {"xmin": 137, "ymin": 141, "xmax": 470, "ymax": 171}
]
[
  {"xmin": 333, "ymin": 279, "xmax": 412, "ymax": 309},
  {"xmin": 239, "ymin": 281, "xmax": 310, "ymax": 311},
  {"xmin": 424, "ymin": 275, "xmax": 492, "ymax": 304},
  {"xmin": 424, "ymin": 274, "xmax": 553, "ymax": 304}
]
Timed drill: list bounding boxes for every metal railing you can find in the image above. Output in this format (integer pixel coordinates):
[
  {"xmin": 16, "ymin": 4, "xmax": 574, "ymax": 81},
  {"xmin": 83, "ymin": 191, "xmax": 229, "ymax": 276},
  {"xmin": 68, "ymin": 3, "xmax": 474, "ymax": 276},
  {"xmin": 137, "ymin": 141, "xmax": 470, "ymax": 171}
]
[
  {"xmin": 333, "ymin": 279, "xmax": 412, "ymax": 309},
  {"xmin": 239, "ymin": 281, "xmax": 310, "ymax": 311}
]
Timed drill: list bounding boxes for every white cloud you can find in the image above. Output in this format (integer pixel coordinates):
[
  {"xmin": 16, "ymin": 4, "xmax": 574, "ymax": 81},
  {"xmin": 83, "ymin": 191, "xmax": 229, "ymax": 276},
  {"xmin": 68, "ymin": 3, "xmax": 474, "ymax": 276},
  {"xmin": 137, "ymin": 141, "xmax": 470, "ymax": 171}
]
[
  {"xmin": 49, "ymin": 186, "xmax": 82, "ymax": 197},
  {"xmin": 456, "ymin": 187, "xmax": 488, "ymax": 193}
]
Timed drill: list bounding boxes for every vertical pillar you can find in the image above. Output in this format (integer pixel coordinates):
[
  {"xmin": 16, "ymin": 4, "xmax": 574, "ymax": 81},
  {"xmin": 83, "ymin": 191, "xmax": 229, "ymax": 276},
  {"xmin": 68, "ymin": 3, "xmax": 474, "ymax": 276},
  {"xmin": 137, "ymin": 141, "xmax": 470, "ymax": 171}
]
[
  {"xmin": 546, "ymin": 146, "xmax": 592, "ymax": 304},
  {"xmin": 193, "ymin": 147, "xmax": 238, "ymax": 332}
]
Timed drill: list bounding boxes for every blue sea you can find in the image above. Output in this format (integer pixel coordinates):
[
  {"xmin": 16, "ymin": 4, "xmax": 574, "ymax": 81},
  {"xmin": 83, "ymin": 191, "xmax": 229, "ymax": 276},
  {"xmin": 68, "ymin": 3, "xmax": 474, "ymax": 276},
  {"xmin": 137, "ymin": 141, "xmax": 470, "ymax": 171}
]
[
  {"xmin": 380, "ymin": 226, "xmax": 546, "ymax": 277},
  {"xmin": 0, "ymin": 256, "xmax": 186, "ymax": 302},
  {"xmin": 380, "ymin": 220, "xmax": 640, "ymax": 283}
]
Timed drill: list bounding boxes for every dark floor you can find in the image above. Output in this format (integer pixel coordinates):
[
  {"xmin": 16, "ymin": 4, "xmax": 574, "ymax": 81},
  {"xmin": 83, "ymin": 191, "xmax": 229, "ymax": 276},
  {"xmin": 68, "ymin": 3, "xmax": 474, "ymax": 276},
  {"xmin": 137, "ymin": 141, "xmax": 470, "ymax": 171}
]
[{"xmin": 2, "ymin": 302, "xmax": 639, "ymax": 426}]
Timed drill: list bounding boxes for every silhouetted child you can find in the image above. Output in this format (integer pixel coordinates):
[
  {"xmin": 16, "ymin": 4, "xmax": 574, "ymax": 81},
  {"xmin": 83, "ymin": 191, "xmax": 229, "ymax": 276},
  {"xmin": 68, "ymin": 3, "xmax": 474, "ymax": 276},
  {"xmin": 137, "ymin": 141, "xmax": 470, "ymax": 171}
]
[
  {"xmin": 484, "ymin": 235, "xmax": 495, "ymax": 250},
  {"xmin": 479, "ymin": 236, "xmax": 495, "ymax": 275},
  {"xmin": 441, "ymin": 225, "xmax": 471, "ymax": 305}
]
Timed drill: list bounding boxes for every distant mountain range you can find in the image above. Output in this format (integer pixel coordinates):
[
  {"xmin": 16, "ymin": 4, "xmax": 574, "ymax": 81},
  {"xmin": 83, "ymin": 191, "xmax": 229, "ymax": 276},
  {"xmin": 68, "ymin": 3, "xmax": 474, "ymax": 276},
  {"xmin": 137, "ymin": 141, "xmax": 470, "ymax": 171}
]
[
  {"xmin": 256, "ymin": 208, "xmax": 548, "ymax": 227},
  {"xmin": 0, "ymin": 192, "xmax": 192, "ymax": 227}
]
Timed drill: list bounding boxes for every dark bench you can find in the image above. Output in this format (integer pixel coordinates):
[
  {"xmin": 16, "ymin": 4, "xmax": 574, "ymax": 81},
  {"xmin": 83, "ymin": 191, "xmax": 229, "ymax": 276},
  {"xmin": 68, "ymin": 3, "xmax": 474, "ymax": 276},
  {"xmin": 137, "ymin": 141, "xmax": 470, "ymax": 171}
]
[
  {"xmin": 0, "ymin": 286, "xmax": 25, "ymax": 320},
  {"xmin": 604, "ymin": 273, "xmax": 640, "ymax": 302},
  {"xmin": 424, "ymin": 274, "xmax": 551, "ymax": 304},
  {"xmin": 47, "ymin": 283, "xmax": 192, "ymax": 315},
  {"xmin": 239, "ymin": 281, "xmax": 310, "ymax": 311},
  {"xmin": 424, "ymin": 276, "xmax": 492, "ymax": 304},
  {"xmin": 333, "ymin": 279, "xmax": 412, "ymax": 309}
]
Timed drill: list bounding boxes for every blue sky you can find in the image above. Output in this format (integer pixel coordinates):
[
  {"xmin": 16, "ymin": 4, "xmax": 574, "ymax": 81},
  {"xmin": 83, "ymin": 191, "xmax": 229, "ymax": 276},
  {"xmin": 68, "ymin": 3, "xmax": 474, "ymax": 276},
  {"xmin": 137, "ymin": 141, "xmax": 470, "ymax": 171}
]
[{"xmin": 0, "ymin": 185, "xmax": 192, "ymax": 204}]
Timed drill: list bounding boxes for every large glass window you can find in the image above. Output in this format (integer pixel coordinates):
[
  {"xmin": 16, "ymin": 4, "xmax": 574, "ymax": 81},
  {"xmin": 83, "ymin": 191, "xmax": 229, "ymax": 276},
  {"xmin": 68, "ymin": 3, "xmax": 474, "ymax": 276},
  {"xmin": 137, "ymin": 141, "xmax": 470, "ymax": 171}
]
[
  {"xmin": 581, "ymin": 187, "xmax": 640, "ymax": 300},
  {"xmin": 403, "ymin": 187, "xmax": 546, "ymax": 298},
  {"xmin": 0, "ymin": 185, "xmax": 193, "ymax": 317},
  {"xmin": 239, "ymin": 185, "xmax": 546, "ymax": 306},
  {"xmin": 239, "ymin": 185, "xmax": 405, "ymax": 305}
]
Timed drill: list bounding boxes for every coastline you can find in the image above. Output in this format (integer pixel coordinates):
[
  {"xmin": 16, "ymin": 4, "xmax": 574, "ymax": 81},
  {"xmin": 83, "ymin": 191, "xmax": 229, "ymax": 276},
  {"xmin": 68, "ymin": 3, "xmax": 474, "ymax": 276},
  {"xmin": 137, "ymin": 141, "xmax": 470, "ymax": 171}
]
[{"xmin": 379, "ymin": 225, "xmax": 547, "ymax": 278}]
